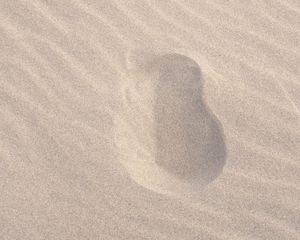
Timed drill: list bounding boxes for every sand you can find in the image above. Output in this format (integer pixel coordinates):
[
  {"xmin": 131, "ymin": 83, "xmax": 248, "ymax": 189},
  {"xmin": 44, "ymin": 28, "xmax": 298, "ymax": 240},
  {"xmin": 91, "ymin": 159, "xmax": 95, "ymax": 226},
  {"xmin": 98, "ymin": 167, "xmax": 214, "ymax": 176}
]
[{"xmin": 0, "ymin": 0, "xmax": 299, "ymax": 239}]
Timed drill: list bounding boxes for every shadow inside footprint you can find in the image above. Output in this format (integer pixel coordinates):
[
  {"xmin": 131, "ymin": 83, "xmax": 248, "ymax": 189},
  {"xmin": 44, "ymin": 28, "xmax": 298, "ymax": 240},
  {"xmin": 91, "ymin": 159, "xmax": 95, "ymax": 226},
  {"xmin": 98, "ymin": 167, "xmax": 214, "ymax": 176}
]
[{"xmin": 153, "ymin": 54, "xmax": 226, "ymax": 185}]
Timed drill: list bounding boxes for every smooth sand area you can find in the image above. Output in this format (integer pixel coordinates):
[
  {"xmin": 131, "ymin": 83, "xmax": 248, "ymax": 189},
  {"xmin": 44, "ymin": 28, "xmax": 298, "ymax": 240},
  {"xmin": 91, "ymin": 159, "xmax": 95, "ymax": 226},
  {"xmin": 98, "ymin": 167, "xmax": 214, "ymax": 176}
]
[{"xmin": 0, "ymin": 1, "xmax": 299, "ymax": 239}]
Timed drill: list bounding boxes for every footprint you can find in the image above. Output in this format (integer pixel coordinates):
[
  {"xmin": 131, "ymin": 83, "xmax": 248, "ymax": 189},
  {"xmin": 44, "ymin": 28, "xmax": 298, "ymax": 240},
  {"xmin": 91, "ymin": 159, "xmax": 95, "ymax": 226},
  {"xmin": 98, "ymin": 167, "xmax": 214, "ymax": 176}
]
[{"xmin": 114, "ymin": 49, "xmax": 226, "ymax": 196}]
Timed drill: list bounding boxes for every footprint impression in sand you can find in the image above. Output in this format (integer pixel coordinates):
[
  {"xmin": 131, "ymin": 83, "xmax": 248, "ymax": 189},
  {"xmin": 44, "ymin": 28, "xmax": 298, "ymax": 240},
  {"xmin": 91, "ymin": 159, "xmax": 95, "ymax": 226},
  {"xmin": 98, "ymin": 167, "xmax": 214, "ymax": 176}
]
[{"xmin": 114, "ymin": 50, "xmax": 226, "ymax": 196}]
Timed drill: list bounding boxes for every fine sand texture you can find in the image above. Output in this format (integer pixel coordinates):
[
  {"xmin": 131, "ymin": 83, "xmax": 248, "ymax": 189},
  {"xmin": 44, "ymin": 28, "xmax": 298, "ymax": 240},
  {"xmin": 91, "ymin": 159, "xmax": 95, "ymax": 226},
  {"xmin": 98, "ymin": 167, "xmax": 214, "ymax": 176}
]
[{"xmin": 1, "ymin": 1, "xmax": 300, "ymax": 239}]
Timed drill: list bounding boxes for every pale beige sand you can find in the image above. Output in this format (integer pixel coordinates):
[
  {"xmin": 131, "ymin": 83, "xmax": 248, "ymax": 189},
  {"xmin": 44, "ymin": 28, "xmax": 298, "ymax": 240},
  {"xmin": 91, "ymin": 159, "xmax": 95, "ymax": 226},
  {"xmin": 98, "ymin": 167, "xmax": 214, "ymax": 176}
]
[{"xmin": 0, "ymin": 0, "xmax": 299, "ymax": 239}]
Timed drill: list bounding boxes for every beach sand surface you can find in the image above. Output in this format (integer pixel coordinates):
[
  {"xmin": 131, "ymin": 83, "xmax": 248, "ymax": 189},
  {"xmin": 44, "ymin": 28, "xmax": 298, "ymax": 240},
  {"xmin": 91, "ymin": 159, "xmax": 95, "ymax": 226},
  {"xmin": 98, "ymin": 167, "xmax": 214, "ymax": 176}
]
[{"xmin": 0, "ymin": 0, "xmax": 299, "ymax": 239}]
